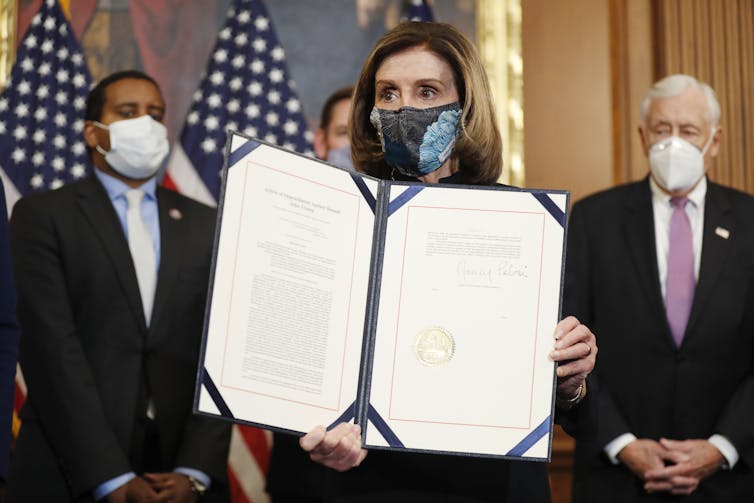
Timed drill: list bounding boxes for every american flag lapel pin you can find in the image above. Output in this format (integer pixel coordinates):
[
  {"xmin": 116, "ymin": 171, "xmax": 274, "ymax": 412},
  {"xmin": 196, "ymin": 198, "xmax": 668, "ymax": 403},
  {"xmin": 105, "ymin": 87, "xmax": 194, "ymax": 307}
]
[
  {"xmin": 169, "ymin": 208, "xmax": 183, "ymax": 221},
  {"xmin": 715, "ymin": 226, "xmax": 730, "ymax": 239}
]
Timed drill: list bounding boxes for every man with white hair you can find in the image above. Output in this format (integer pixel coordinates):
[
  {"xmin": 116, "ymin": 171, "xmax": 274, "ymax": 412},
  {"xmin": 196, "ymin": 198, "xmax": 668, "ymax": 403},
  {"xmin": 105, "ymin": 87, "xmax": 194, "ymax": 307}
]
[{"xmin": 565, "ymin": 74, "xmax": 754, "ymax": 502}]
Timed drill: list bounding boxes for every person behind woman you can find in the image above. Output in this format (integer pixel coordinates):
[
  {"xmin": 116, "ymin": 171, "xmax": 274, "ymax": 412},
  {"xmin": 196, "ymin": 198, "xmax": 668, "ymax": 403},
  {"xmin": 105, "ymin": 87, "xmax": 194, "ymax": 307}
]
[
  {"xmin": 296, "ymin": 21, "xmax": 597, "ymax": 502},
  {"xmin": 313, "ymin": 85, "xmax": 356, "ymax": 170}
]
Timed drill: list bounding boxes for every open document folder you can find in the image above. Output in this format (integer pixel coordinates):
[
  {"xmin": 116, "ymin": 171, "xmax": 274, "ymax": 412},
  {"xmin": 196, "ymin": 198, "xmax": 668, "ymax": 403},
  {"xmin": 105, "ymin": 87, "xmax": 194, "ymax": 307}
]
[{"xmin": 195, "ymin": 131, "xmax": 569, "ymax": 461}]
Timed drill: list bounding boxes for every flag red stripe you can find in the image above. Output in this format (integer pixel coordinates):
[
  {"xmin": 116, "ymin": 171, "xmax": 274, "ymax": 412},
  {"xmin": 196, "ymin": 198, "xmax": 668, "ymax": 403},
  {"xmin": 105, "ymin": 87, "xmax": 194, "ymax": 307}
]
[
  {"xmin": 13, "ymin": 381, "xmax": 25, "ymax": 413},
  {"xmin": 228, "ymin": 465, "xmax": 253, "ymax": 503},
  {"xmin": 161, "ymin": 172, "xmax": 178, "ymax": 192},
  {"xmin": 238, "ymin": 426, "xmax": 271, "ymax": 475}
]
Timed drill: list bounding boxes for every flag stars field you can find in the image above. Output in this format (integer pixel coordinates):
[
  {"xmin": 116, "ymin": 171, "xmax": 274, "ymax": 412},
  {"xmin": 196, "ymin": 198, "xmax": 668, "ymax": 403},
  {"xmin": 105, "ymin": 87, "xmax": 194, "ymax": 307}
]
[
  {"xmin": 237, "ymin": 9, "xmax": 252, "ymax": 24},
  {"xmin": 0, "ymin": 0, "xmax": 92, "ymax": 198},
  {"xmin": 232, "ymin": 55, "xmax": 246, "ymax": 69},
  {"xmin": 269, "ymin": 68, "xmax": 283, "ymax": 83},
  {"xmin": 30, "ymin": 173, "xmax": 44, "ymax": 188},
  {"xmin": 214, "ymin": 49, "xmax": 229, "ymax": 63},
  {"xmin": 245, "ymin": 103, "xmax": 260, "ymax": 118},
  {"xmin": 17, "ymin": 81, "xmax": 31, "ymax": 95},
  {"xmin": 253, "ymin": 38, "xmax": 267, "ymax": 52},
  {"xmin": 164, "ymin": 0, "xmax": 313, "ymax": 229},
  {"xmin": 201, "ymin": 138, "xmax": 217, "ymax": 154},
  {"xmin": 20, "ymin": 58, "xmax": 34, "ymax": 72},
  {"xmin": 207, "ymin": 93, "xmax": 223, "ymax": 108},
  {"xmin": 254, "ymin": 15, "xmax": 269, "ymax": 31},
  {"xmin": 32, "ymin": 152, "xmax": 45, "ymax": 166},
  {"xmin": 210, "ymin": 71, "xmax": 225, "ymax": 86},
  {"xmin": 205, "ymin": 116, "xmax": 220, "ymax": 131},
  {"xmin": 271, "ymin": 46, "xmax": 284, "ymax": 61},
  {"xmin": 227, "ymin": 99, "xmax": 241, "ymax": 113},
  {"xmin": 250, "ymin": 59, "xmax": 265, "ymax": 74},
  {"xmin": 248, "ymin": 81, "xmax": 262, "ymax": 96},
  {"xmin": 286, "ymin": 98, "xmax": 300, "ymax": 113}
]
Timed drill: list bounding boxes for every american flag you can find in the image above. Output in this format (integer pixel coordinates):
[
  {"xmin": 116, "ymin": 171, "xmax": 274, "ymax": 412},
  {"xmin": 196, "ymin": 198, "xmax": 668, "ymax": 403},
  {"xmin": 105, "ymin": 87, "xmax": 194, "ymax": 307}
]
[
  {"xmin": 0, "ymin": 0, "xmax": 92, "ymax": 212},
  {"xmin": 0, "ymin": 0, "xmax": 91, "ymax": 443},
  {"xmin": 164, "ymin": 0, "xmax": 313, "ymax": 206},
  {"xmin": 164, "ymin": 1, "xmax": 313, "ymax": 502}
]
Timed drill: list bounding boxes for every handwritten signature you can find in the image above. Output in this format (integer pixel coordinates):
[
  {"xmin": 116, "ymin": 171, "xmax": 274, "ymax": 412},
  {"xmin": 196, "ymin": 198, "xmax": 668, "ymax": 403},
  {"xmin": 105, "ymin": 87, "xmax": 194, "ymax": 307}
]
[{"xmin": 456, "ymin": 260, "xmax": 528, "ymax": 285}]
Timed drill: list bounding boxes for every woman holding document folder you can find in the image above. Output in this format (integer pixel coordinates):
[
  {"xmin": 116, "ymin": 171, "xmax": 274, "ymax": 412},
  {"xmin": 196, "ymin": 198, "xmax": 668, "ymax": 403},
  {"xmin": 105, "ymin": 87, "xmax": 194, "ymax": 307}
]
[{"xmin": 294, "ymin": 21, "xmax": 597, "ymax": 502}]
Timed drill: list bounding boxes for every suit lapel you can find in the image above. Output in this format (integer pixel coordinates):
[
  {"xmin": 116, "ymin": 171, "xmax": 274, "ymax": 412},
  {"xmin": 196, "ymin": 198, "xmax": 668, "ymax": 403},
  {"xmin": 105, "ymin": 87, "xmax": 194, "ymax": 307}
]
[
  {"xmin": 77, "ymin": 176, "xmax": 146, "ymax": 328},
  {"xmin": 150, "ymin": 188, "xmax": 187, "ymax": 332},
  {"xmin": 686, "ymin": 182, "xmax": 733, "ymax": 337},
  {"xmin": 623, "ymin": 179, "xmax": 668, "ymax": 327}
]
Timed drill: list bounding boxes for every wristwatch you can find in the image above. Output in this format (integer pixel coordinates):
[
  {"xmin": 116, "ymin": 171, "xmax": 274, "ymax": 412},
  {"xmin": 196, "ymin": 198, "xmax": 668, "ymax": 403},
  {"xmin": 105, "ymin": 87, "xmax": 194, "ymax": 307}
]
[{"xmin": 186, "ymin": 476, "xmax": 208, "ymax": 498}]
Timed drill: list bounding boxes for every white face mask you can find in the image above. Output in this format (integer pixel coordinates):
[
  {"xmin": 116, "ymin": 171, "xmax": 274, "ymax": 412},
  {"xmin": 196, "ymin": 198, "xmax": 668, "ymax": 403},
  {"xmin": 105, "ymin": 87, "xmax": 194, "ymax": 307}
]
[
  {"xmin": 648, "ymin": 129, "xmax": 715, "ymax": 192},
  {"xmin": 94, "ymin": 115, "xmax": 169, "ymax": 180}
]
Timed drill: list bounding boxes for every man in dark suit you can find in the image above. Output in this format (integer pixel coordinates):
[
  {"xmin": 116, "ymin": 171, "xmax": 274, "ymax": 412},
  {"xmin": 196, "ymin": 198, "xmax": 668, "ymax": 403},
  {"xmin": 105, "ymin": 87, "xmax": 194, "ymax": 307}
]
[
  {"xmin": 566, "ymin": 74, "xmax": 754, "ymax": 502},
  {"xmin": 7, "ymin": 70, "xmax": 230, "ymax": 502},
  {"xmin": 0, "ymin": 179, "xmax": 20, "ymax": 492}
]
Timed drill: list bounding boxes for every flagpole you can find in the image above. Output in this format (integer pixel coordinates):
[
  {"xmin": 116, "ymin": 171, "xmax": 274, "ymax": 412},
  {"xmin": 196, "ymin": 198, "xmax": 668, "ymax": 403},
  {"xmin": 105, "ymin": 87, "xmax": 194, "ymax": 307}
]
[{"xmin": 0, "ymin": 0, "xmax": 17, "ymax": 90}]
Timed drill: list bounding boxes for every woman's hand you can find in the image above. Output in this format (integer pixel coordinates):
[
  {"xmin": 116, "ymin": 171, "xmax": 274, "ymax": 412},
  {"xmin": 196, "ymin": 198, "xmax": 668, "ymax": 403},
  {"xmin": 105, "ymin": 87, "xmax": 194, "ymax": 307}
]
[
  {"xmin": 300, "ymin": 423, "xmax": 368, "ymax": 472},
  {"xmin": 549, "ymin": 316, "xmax": 596, "ymax": 407}
]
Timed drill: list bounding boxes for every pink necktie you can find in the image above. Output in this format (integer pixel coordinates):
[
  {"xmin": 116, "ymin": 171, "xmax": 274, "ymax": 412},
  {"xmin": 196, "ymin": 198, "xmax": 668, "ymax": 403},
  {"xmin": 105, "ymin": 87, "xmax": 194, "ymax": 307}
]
[{"xmin": 666, "ymin": 197, "xmax": 695, "ymax": 346}]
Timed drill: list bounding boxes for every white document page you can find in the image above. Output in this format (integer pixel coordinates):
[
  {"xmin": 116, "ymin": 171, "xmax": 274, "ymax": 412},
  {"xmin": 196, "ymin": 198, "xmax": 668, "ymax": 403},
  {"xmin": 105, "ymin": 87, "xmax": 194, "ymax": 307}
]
[
  {"xmin": 199, "ymin": 139, "xmax": 376, "ymax": 432},
  {"xmin": 365, "ymin": 184, "xmax": 565, "ymax": 459}
]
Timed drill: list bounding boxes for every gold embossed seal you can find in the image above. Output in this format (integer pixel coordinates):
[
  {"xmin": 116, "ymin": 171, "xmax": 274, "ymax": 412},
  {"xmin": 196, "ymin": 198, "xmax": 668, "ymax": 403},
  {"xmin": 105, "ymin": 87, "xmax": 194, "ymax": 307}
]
[{"xmin": 414, "ymin": 327, "xmax": 455, "ymax": 366}]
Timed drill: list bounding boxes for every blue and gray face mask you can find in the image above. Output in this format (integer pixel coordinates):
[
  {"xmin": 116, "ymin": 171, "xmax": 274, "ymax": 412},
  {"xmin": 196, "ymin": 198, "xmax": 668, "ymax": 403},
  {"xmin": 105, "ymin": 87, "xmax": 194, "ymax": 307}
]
[{"xmin": 369, "ymin": 101, "xmax": 462, "ymax": 178}]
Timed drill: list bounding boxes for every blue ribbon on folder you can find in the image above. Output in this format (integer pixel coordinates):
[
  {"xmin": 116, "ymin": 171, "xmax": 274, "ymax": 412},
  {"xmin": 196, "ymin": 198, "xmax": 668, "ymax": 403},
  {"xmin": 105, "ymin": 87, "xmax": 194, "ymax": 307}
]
[
  {"xmin": 530, "ymin": 193, "xmax": 566, "ymax": 228},
  {"xmin": 387, "ymin": 186, "xmax": 424, "ymax": 216},
  {"xmin": 350, "ymin": 175, "xmax": 377, "ymax": 213},
  {"xmin": 202, "ymin": 368, "xmax": 234, "ymax": 419},
  {"xmin": 228, "ymin": 138, "xmax": 262, "ymax": 168},
  {"xmin": 327, "ymin": 401, "xmax": 405, "ymax": 448},
  {"xmin": 505, "ymin": 415, "xmax": 551, "ymax": 457},
  {"xmin": 327, "ymin": 402, "xmax": 356, "ymax": 430},
  {"xmin": 350, "ymin": 177, "xmax": 425, "ymax": 217},
  {"xmin": 367, "ymin": 403, "xmax": 405, "ymax": 447}
]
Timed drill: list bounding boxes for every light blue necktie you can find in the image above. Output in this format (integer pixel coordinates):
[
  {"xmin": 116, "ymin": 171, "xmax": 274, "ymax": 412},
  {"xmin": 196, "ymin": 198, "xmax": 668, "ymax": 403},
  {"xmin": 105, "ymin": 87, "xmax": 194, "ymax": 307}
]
[{"xmin": 125, "ymin": 189, "xmax": 156, "ymax": 326}]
